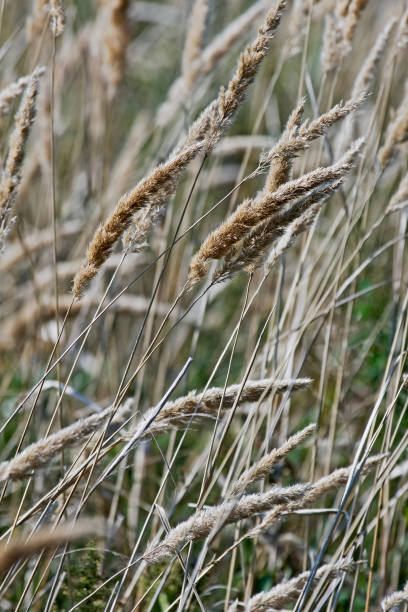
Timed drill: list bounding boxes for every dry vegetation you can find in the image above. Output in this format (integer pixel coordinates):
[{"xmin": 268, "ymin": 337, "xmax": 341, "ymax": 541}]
[{"xmin": 0, "ymin": 0, "xmax": 408, "ymax": 609}]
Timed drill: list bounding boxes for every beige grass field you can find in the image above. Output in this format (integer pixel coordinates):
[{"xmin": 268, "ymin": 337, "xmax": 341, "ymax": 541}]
[{"xmin": 1, "ymin": 0, "xmax": 408, "ymax": 610}]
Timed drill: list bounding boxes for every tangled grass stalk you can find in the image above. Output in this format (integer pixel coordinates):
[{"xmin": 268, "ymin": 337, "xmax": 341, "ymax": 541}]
[
  {"xmin": 72, "ymin": 141, "xmax": 203, "ymax": 297},
  {"xmin": 122, "ymin": 378, "xmax": 311, "ymax": 440},
  {"xmin": 143, "ymin": 483, "xmax": 308, "ymax": 565},
  {"xmin": 0, "ymin": 405, "xmax": 129, "ymax": 482},
  {"xmin": 214, "ymin": 180, "xmax": 342, "ymax": 281},
  {"xmin": 189, "ymin": 139, "xmax": 363, "ymax": 285},
  {"xmin": 247, "ymin": 454, "xmax": 384, "ymax": 538},
  {"xmin": 227, "ymin": 560, "xmax": 354, "ymax": 611},
  {"xmin": 143, "ymin": 455, "xmax": 380, "ymax": 566},
  {"xmin": 0, "ymin": 379, "xmax": 310, "ymax": 483}
]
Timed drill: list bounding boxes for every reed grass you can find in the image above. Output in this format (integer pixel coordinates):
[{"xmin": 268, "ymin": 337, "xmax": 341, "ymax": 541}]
[
  {"xmin": 0, "ymin": 66, "xmax": 42, "ymax": 249},
  {"xmin": 1, "ymin": 1, "xmax": 408, "ymax": 609}
]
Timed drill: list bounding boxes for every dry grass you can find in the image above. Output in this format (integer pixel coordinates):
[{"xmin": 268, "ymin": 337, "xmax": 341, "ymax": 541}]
[{"xmin": 0, "ymin": 1, "xmax": 408, "ymax": 610}]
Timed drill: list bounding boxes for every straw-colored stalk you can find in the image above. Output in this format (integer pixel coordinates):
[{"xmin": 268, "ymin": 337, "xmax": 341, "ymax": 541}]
[
  {"xmin": 0, "ymin": 67, "xmax": 42, "ymax": 249},
  {"xmin": 321, "ymin": 14, "xmax": 345, "ymax": 74},
  {"xmin": 188, "ymin": 139, "xmax": 363, "ymax": 285},
  {"xmin": 389, "ymin": 173, "xmax": 408, "ymax": 211},
  {"xmin": 26, "ymin": 0, "xmax": 48, "ymax": 41},
  {"xmin": 213, "ymin": 95, "xmax": 364, "ymax": 280},
  {"xmin": 381, "ymin": 582, "xmax": 408, "ymax": 612},
  {"xmin": 0, "ymin": 521, "xmax": 97, "ymax": 574},
  {"xmin": 248, "ymin": 454, "xmax": 384, "ymax": 538},
  {"xmin": 105, "ymin": 111, "xmax": 151, "ymax": 205},
  {"xmin": 120, "ymin": 1, "xmax": 285, "ymax": 256},
  {"xmin": 261, "ymin": 95, "xmax": 365, "ymax": 171},
  {"xmin": 143, "ymin": 483, "xmax": 308, "ymax": 565},
  {"xmin": 143, "ymin": 455, "xmax": 380, "ymax": 565},
  {"xmin": 229, "ymin": 423, "xmax": 315, "ymax": 497},
  {"xmin": 0, "ymin": 405, "xmax": 129, "ymax": 483},
  {"xmin": 0, "ymin": 67, "xmax": 45, "ymax": 116},
  {"xmin": 342, "ymin": 0, "xmax": 368, "ymax": 47},
  {"xmin": 264, "ymin": 199, "xmax": 322, "ymax": 270},
  {"xmin": 157, "ymin": 0, "xmax": 267, "ymax": 126},
  {"xmin": 396, "ymin": 6, "xmax": 408, "ymax": 50},
  {"xmin": 182, "ymin": 0, "xmax": 209, "ymax": 93},
  {"xmin": 351, "ymin": 18, "xmax": 396, "ymax": 97},
  {"xmin": 72, "ymin": 141, "xmax": 203, "ymax": 298},
  {"xmin": 0, "ymin": 379, "xmax": 309, "ymax": 483},
  {"xmin": 97, "ymin": 0, "xmax": 130, "ymax": 99},
  {"xmin": 342, "ymin": 20, "xmax": 396, "ymax": 143},
  {"xmin": 175, "ymin": 0, "xmax": 286, "ymax": 155},
  {"xmin": 379, "ymin": 80, "xmax": 408, "ymax": 167},
  {"xmin": 1, "ymin": 293, "xmax": 197, "ymax": 349},
  {"xmin": 3, "ymin": 294, "xmax": 160, "ymax": 343},
  {"xmin": 214, "ymin": 181, "xmax": 340, "ymax": 281},
  {"xmin": 289, "ymin": 0, "xmax": 336, "ymax": 58},
  {"xmin": 321, "ymin": 0, "xmax": 368, "ymax": 73},
  {"xmin": 264, "ymin": 98, "xmax": 305, "ymax": 193},
  {"xmin": 227, "ymin": 560, "xmax": 354, "ymax": 611},
  {"xmin": 123, "ymin": 378, "xmax": 311, "ymax": 440}
]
